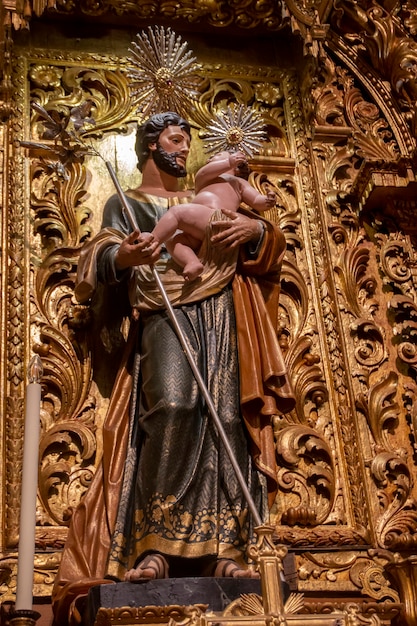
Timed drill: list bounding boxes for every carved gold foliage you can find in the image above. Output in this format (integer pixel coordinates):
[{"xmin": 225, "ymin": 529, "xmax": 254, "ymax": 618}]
[
  {"xmin": 284, "ymin": 334, "xmax": 327, "ymax": 418},
  {"xmin": 359, "ymin": 4, "xmax": 417, "ymax": 110},
  {"xmin": 380, "ymin": 238, "xmax": 412, "ymax": 286},
  {"xmin": 30, "ymin": 64, "xmax": 134, "ymax": 135},
  {"xmin": 330, "ymin": 1, "xmax": 417, "ymax": 144},
  {"xmin": 310, "ymin": 56, "xmax": 350, "ymax": 127},
  {"xmin": 5, "ymin": 57, "xmax": 28, "ymax": 549},
  {"xmin": 335, "ymin": 245, "xmax": 377, "ymax": 318},
  {"xmin": 371, "ymin": 451, "xmax": 417, "ymax": 551},
  {"xmin": 5, "ymin": 396, "xmax": 24, "ymax": 547},
  {"xmin": 337, "ymin": 403, "xmax": 370, "ymax": 534},
  {"xmin": 23, "ymin": 57, "xmax": 144, "ymax": 537},
  {"xmin": 267, "ymin": 179, "xmax": 301, "ymax": 251},
  {"xmin": 50, "ymin": 0, "xmax": 286, "ymax": 31},
  {"xmin": 355, "ymin": 367, "xmax": 417, "ymax": 552},
  {"xmin": 388, "ymin": 294, "xmax": 417, "ymax": 374},
  {"xmin": 321, "ymin": 146, "xmax": 357, "ymax": 197},
  {"xmin": 94, "ymin": 604, "xmax": 207, "ymax": 626},
  {"xmin": 38, "ymin": 419, "xmax": 97, "ymax": 526},
  {"xmin": 31, "ymin": 229, "xmax": 97, "ymax": 528},
  {"xmin": 404, "ymin": 381, "xmax": 417, "ymax": 456},
  {"xmin": 23, "ymin": 76, "xmax": 103, "ymax": 529},
  {"xmin": 311, "ymin": 47, "xmax": 401, "ymax": 162},
  {"xmin": 333, "ymin": 239, "xmax": 385, "ymax": 368},
  {"xmin": 275, "ymin": 425, "xmax": 334, "ymax": 526},
  {"xmin": 271, "ymin": 185, "xmax": 323, "ymax": 412},
  {"xmin": 299, "ymin": 551, "xmax": 399, "ymax": 602},
  {"xmin": 344, "ymin": 87, "xmax": 400, "ymax": 162},
  {"xmin": 30, "ymin": 161, "xmax": 92, "ymax": 248},
  {"xmin": 349, "ymin": 319, "xmax": 385, "ymax": 369},
  {"xmin": 274, "ymin": 526, "xmax": 369, "ymax": 548},
  {"xmin": 361, "ymin": 6, "xmax": 399, "ymax": 74},
  {"xmin": 356, "ymin": 371, "xmax": 399, "ymax": 453}
]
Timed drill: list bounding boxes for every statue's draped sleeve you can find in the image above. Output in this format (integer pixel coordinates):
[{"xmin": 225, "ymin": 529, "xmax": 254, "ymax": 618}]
[{"xmin": 233, "ymin": 208, "xmax": 295, "ymax": 505}]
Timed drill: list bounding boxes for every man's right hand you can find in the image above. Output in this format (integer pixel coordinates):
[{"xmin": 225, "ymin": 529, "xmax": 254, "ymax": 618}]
[{"xmin": 115, "ymin": 230, "xmax": 161, "ymax": 270}]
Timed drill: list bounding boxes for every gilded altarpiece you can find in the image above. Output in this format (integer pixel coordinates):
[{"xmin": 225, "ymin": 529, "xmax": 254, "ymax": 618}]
[{"xmin": 4, "ymin": 5, "xmax": 417, "ymax": 623}]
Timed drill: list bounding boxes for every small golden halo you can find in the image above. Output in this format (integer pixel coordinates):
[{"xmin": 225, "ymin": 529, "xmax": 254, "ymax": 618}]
[{"xmin": 202, "ymin": 104, "xmax": 268, "ymax": 158}]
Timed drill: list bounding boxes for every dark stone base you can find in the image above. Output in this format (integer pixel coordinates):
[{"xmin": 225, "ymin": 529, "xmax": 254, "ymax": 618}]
[{"xmin": 85, "ymin": 577, "xmax": 289, "ymax": 626}]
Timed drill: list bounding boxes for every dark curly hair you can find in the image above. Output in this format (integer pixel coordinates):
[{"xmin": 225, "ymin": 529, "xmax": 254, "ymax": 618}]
[{"xmin": 135, "ymin": 112, "xmax": 191, "ymax": 172}]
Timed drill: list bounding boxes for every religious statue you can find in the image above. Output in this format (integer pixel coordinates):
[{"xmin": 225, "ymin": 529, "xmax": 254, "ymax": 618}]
[{"xmin": 50, "ymin": 28, "xmax": 295, "ymax": 626}]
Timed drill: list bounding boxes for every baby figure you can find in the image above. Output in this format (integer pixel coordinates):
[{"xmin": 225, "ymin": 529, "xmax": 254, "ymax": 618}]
[{"xmin": 152, "ymin": 150, "xmax": 276, "ymax": 280}]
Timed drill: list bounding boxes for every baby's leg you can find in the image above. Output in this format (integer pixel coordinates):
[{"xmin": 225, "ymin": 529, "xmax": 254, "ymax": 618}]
[
  {"xmin": 153, "ymin": 203, "xmax": 213, "ymax": 244},
  {"xmin": 166, "ymin": 232, "xmax": 204, "ymax": 281}
]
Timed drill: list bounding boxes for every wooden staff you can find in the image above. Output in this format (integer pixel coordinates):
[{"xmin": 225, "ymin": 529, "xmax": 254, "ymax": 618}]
[{"xmin": 105, "ymin": 160, "xmax": 262, "ymax": 527}]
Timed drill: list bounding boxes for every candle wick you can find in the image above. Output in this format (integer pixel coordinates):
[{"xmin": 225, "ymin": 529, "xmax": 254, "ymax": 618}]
[{"xmin": 28, "ymin": 355, "xmax": 43, "ymax": 385}]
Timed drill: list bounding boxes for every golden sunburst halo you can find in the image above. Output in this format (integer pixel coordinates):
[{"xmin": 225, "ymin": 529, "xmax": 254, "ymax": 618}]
[
  {"xmin": 127, "ymin": 26, "xmax": 202, "ymax": 119},
  {"xmin": 202, "ymin": 104, "xmax": 268, "ymax": 158}
]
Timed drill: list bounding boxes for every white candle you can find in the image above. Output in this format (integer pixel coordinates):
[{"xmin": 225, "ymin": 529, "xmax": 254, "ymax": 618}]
[{"xmin": 15, "ymin": 355, "xmax": 43, "ymax": 611}]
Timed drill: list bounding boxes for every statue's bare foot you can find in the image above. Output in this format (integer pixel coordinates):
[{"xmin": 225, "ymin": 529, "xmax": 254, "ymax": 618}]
[
  {"xmin": 213, "ymin": 559, "xmax": 260, "ymax": 579},
  {"xmin": 183, "ymin": 260, "xmax": 204, "ymax": 281},
  {"xmin": 125, "ymin": 553, "xmax": 169, "ymax": 581}
]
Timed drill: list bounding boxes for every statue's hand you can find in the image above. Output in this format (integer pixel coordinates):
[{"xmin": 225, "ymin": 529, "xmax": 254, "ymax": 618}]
[
  {"xmin": 115, "ymin": 230, "xmax": 160, "ymax": 270},
  {"xmin": 211, "ymin": 209, "xmax": 263, "ymax": 248},
  {"xmin": 229, "ymin": 151, "xmax": 247, "ymax": 168}
]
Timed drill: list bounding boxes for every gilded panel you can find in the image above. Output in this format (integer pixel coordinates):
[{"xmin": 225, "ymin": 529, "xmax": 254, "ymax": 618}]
[{"xmin": 0, "ymin": 24, "xmax": 411, "ymax": 615}]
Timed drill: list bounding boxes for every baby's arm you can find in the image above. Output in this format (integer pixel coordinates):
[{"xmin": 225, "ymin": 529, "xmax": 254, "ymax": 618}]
[
  {"xmin": 239, "ymin": 179, "xmax": 276, "ymax": 213},
  {"xmin": 195, "ymin": 151, "xmax": 246, "ymax": 192}
]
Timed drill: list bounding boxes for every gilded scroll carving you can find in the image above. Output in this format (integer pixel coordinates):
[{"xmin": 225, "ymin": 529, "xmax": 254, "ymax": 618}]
[
  {"xmin": 273, "ymin": 260, "xmax": 333, "ymax": 527},
  {"xmin": 310, "ymin": 39, "xmax": 417, "ymax": 562},
  {"xmin": 30, "ymin": 64, "xmax": 134, "ymax": 138},
  {"xmin": 21, "ymin": 64, "xmax": 126, "ymax": 534},
  {"xmin": 298, "ymin": 551, "xmax": 399, "ymax": 602},
  {"xmin": 274, "ymin": 71, "xmax": 369, "ymax": 538},
  {"xmin": 6, "ymin": 54, "xmax": 28, "ymax": 548},
  {"xmin": 371, "ymin": 451, "xmax": 417, "ymax": 550},
  {"xmin": 333, "ymin": 0, "xmax": 417, "ymax": 132},
  {"xmin": 389, "ymin": 295, "xmax": 417, "ymax": 375},
  {"xmin": 48, "ymin": 0, "xmax": 287, "ymax": 32},
  {"xmin": 355, "ymin": 371, "xmax": 417, "ymax": 550},
  {"xmin": 334, "ymin": 235, "xmax": 384, "ymax": 369},
  {"xmin": 94, "ymin": 603, "xmax": 207, "ymax": 626},
  {"xmin": 275, "ymin": 425, "xmax": 334, "ymax": 526},
  {"xmin": 356, "ymin": 372, "xmax": 399, "ymax": 453}
]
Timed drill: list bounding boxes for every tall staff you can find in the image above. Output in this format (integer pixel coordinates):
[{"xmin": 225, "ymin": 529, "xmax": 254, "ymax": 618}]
[{"xmin": 105, "ymin": 161, "xmax": 263, "ymax": 527}]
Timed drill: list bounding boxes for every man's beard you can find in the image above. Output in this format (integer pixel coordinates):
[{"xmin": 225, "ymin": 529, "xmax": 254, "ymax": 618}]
[{"xmin": 152, "ymin": 143, "xmax": 187, "ymax": 178}]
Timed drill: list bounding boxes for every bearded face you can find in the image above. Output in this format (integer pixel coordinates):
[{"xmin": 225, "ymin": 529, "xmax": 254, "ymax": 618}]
[{"xmin": 152, "ymin": 142, "xmax": 187, "ymax": 178}]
